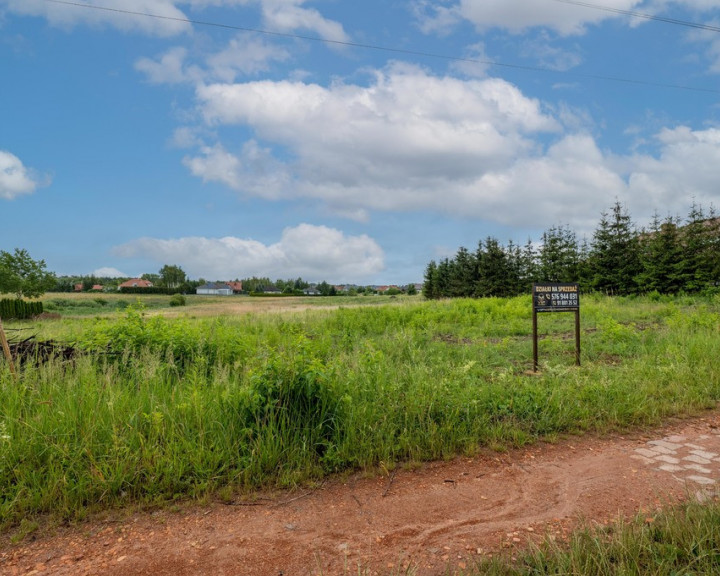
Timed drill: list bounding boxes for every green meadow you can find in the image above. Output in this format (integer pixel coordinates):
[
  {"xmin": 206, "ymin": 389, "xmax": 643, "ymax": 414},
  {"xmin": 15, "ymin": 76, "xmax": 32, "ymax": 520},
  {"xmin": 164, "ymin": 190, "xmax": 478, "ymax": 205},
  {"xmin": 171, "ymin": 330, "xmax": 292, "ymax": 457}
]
[{"xmin": 1, "ymin": 292, "xmax": 719, "ymax": 572}]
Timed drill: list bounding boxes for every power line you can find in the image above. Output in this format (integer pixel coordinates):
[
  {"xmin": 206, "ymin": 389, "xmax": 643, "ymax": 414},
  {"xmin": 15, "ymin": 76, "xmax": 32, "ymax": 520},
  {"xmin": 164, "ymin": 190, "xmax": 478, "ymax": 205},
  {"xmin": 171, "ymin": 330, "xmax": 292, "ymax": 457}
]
[
  {"xmin": 551, "ymin": 0, "xmax": 720, "ymax": 33},
  {"xmin": 39, "ymin": 0, "xmax": 720, "ymax": 95}
]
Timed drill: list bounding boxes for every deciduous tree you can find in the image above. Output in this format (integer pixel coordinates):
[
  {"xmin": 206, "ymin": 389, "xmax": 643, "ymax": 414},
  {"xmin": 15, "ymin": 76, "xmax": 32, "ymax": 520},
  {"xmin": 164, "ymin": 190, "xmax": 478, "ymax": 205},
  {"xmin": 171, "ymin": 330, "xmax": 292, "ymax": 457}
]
[{"xmin": 0, "ymin": 248, "xmax": 56, "ymax": 299}]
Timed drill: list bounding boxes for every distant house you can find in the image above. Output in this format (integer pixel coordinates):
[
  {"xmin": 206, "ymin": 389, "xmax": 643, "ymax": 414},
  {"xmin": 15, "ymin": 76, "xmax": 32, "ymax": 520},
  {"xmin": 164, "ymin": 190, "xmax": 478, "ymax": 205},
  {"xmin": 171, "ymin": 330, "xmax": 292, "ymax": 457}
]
[
  {"xmin": 118, "ymin": 278, "xmax": 154, "ymax": 290},
  {"xmin": 196, "ymin": 282, "xmax": 233, "ymax": 296},
  {"xmin": 74, "ymin": 283, "xmax": 104, "ymax": 292},
  {"xmin": 226, "ymin": 281, "xmax": 243, "ymax": 294}
]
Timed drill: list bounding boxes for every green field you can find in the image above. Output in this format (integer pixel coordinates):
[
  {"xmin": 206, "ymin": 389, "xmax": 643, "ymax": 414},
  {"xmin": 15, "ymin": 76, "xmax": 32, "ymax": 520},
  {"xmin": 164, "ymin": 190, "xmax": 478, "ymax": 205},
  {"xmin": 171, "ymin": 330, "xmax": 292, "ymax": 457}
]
[{"xmin": 1, "ymin": 292, "xmax": 720, "ymax": 572}]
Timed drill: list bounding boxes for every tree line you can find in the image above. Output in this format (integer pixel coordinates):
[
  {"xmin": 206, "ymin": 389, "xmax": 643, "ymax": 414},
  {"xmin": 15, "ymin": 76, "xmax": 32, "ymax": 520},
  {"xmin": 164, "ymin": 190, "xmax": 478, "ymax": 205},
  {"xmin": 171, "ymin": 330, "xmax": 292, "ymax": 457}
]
[{"xmin": 423, "ymin": 201, "xmax": 720, "ymax": 299}]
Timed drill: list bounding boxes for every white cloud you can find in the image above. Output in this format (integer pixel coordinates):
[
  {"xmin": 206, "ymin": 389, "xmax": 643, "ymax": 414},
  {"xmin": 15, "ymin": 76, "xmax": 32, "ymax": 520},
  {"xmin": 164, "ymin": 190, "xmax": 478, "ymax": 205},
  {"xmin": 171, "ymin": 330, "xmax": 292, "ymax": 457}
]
[
  {"xmin": 450, "ymin": 42, "xmax": 492, "ymax": 78},
  {"xmin": 170, "ymin": 126, "xmax": 205, "ymax": 148},
  {"xmin": 181, "ymin": 0, "xmax": 349, "ymax": 40},
  {"xmin": 114, "ymin": 224, "xmax": 384, "ymax": 282},
  {"xmin": 415, "ymin": 0, "xmax": 646, "ymax": 36},
  {"xmin": 189, "ymin": 64, "xmax": 571, "ymax": 219},
  {"xmin": 2, "ymin": 0, "xmax": 347, "ymax": 41},
  {"xmin": 135, "ymin": 36, "xmax": 290, "ymax": 85},
  {"xmin": 93, "ymin": 267, "xmax": 127, "ymax": 278},
  {"xmin": 621, "ymin": 126, "xmax": 720, "ymax": 219},
  {"xmin": 183, "ymin": 141, "xmax": 291, "ymax": 199},
  {"xmin": 2, "ymin": 0, "xmax": 192, "ymax": 36},
  {"xmin": 0, "ymin": 150, "xmax": 46, "ymax": 200},
  {"xmin": 135, "ymin": 47, "xmax": 196, "ymax": 84},
  {"xmin": 258, "ymin": 0, "xmax": 349, "ymax": 42},
  {"xmin": 206, "ymin": 35, "xmax": 291, "ymax": 80},
  {"xmin": 185, "ymin": 64, "xmax": 720, "ymax": 234}
]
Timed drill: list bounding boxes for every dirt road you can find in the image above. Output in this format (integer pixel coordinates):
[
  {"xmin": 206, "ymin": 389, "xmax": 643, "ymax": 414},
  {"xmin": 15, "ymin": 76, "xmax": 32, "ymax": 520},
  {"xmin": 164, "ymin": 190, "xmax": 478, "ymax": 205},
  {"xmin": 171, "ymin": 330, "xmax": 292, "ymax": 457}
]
[{"xmin": 3, "ymin": 410, "xmax": 720, "ymax": 576}]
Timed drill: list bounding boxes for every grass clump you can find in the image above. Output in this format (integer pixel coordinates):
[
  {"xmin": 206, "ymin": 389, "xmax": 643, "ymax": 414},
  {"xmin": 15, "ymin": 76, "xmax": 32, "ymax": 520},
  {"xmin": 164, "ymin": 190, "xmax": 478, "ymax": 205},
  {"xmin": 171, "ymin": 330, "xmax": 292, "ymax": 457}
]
[{"xmin": 478, "ymin": 498, "xmax": 720, "ymax": 575}]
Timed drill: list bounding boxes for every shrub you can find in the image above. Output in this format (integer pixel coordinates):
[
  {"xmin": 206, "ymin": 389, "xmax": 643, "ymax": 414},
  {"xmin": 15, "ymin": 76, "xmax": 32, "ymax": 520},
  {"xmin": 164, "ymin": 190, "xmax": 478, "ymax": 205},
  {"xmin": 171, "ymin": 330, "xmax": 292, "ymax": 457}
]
[{"xmin": 169, "ymin": 294, "xmax": 186, "ymax": 307}]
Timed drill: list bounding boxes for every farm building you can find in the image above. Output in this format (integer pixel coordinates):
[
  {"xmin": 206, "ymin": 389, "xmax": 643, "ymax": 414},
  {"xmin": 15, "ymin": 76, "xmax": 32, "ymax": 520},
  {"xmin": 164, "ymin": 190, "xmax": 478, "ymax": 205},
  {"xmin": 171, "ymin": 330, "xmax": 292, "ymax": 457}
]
[{"xmin": 196, "ymin": 282, "xmax": 234, "ymax": 296}]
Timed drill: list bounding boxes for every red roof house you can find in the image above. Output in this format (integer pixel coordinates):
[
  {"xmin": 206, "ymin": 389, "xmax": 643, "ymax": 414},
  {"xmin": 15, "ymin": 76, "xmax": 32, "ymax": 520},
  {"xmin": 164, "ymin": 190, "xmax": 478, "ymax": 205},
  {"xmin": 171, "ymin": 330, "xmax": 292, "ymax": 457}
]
[{"xmin": 118, "ymin": 278, "xmax": 154, "ymax": 289}]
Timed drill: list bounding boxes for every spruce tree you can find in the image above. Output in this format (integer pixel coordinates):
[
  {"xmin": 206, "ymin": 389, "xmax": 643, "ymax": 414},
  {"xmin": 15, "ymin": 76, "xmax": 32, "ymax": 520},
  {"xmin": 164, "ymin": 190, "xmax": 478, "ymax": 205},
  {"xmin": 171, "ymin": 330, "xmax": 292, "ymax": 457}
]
[
  {"xmin": 448, "ymin": 246, "xmax": 477, "ymax": 297},
  {"xmin": 504, "ymin": 240, "xmax": 524, "ymax": 296},
  {"xmin": 636, "ymin": 213, "xmax": 682, "ymax": 294},
  {"xmin": 589, "ymin": 201, "xmax": 640, "ymax": 295},
  {"xmin": 422, "ymin": 260, "xmax": 439, "ymax": 299},
  {"xmin": 520, "ymin": 238, "xmax": 539, "ymax": 292},
  {"xmin": 538, "ymin": 224, "xmax": 579, "ymax": 283},
  {"xmin": 676, "ymin": 203, "xmax": 712, "ymax": 292},
  {"xmin": 475, "ymin": 237, "xmax": 513, "ymax": 297}
]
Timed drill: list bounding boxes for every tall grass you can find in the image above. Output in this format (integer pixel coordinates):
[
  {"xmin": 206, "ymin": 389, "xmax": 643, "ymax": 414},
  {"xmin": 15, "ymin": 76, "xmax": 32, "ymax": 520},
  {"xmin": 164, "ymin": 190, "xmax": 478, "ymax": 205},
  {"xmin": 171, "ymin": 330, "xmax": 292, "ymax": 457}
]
[{"xmin": 0, "ymin": 294, "xmax": 719, "ymax": 526}]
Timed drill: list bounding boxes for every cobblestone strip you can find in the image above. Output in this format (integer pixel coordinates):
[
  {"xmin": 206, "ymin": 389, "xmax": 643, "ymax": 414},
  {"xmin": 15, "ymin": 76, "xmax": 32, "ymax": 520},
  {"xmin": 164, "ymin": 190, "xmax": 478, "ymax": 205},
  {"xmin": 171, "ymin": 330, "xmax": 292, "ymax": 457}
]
[{"xmin": 632, "ymin": 430, "xmax": 720, "ymax": 489}]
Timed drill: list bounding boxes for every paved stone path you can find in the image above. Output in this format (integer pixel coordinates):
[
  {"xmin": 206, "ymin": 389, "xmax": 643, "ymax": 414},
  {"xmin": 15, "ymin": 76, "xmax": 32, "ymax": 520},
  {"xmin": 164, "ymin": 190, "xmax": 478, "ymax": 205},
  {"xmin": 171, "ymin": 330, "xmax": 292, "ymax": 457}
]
[{"xmin": 632, "ymin": 428, "xmax": 720, "ymax": 494}]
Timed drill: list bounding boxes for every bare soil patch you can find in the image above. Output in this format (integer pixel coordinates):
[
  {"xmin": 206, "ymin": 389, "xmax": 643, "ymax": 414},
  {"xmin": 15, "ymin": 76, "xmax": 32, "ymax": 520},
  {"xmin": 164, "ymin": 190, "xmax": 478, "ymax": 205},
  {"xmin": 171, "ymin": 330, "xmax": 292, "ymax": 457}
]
[{"xmin": 3, "ymin": 410, "xmax": 720, "ymax": 576}]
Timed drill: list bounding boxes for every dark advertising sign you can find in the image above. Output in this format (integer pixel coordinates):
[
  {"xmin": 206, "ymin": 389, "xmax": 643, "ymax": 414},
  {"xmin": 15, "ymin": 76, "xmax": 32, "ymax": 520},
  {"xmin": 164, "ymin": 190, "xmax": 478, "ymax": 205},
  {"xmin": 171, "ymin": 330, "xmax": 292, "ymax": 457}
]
[
  {"xmin": 533, "ymin": 283, "xmax": 579, "ymax": 312},
  {"xmin": 532, "ymin": 283, "xmax": 580, "ymax": 371}
]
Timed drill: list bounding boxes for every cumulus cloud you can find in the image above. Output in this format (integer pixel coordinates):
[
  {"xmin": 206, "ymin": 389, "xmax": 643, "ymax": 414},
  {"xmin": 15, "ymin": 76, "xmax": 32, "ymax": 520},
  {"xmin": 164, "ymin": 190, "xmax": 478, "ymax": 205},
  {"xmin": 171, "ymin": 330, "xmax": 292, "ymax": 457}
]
[
  {"xmin": 114, "ymin": 224, "xmax": 384, "ymax": 282},
  {"xmin": 93, "ymin": 267, "xmax": 127, "ymax": 278},
  {"xmin": 0, "ymin": 150, "xmax": 46, "ymax": 200},
  {"xmin": 182, "ymin": 63, "xmax": 720, "ymax": 234},
  {"xmin": 621, "ymin": 126, "xmax": 720, "ymax": 218},
  {"xmin": 187, "ymin": 64, "xmax": 572, "ymax": 220}
]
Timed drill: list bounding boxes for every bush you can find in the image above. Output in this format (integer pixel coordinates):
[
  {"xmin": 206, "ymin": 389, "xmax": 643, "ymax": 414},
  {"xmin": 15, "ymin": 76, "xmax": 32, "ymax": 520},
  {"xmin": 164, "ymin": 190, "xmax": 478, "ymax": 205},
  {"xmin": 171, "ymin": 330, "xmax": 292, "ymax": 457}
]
[{"xmin": 169, "ymin": 294, "xmax": 186, "ymax": 307}]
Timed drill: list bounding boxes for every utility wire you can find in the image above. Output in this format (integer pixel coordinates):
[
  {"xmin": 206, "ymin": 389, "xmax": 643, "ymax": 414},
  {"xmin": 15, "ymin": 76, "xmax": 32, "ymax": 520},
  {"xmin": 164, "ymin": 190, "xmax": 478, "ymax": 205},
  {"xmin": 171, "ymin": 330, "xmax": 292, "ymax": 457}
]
[
  {"xmin": 551, "ymin": 0, "xmax": 720, "ymax": 33},
  {"xmin": 39, "ymin": 0, "xmax": 720, "ymax": 95}
]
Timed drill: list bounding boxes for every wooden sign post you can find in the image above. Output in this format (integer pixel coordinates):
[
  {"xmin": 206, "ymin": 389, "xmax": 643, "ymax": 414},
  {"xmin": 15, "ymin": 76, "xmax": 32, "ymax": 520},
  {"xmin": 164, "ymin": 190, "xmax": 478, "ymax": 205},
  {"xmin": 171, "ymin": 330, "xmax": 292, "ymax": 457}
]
[{"xmin": 532, "ymin": 283, "xmax": 580, "ymax": 372}]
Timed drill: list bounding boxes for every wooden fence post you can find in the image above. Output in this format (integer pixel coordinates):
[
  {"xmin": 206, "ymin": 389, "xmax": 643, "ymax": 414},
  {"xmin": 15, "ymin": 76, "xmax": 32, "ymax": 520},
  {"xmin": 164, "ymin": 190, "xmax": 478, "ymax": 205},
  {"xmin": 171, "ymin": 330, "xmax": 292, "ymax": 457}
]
[{"xmin": 0, "ymin": 316, "xmax": 17, "ymax": 381}]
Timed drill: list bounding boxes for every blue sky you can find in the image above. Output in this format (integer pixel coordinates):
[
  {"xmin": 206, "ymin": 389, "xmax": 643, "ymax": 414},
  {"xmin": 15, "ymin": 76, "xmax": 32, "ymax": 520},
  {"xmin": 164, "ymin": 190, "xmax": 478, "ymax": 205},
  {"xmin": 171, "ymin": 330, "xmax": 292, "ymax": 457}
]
[{"xmin": 2, "ymin": 0, "xmax": 720, "ymax": 285}]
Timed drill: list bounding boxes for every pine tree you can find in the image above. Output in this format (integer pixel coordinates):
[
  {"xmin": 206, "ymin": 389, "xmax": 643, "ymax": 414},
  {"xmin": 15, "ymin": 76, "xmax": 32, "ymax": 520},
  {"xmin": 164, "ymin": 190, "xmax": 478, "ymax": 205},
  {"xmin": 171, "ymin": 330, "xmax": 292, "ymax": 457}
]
[
  {"xmin": 475, "ymin": 237, "xmax": 513, "ymax": 297},
  {"xmin": 504, "ymin": 240, "xmax": 524, "ymax": 296},
  {"xmin": 636, "ymin": 213, "xmax": 682, "ymax": 294},
  {"xmin": 706, "ymin": 206, "xmax": 720, "ymax": 287},
  {"xmin": 422, "ymin": 260, "xmax": 438, "ymax": 299},
  {"xmin": 538, "ymin": 224, "xmax": 579, "ymax": 283},
  {"xmin": 520, "ymin": 238, "xmax": 539, "ymax": 292},
  {"xmin": 676, "ymin": 203, "xmax": 713, "ymax": 292},
  {"xmin": 448, "ymin": 246, "xmax": 477, "ymax": 297},
  {"xmin": 577, "ymin": 237, "xmax": 593, "ymax": 292},
  {"xmin": 435, "ymin": 258, "xmax": 452, "ymax": 298},
  {"xmin": 589, "ymin": 201, "xmax": 640, "ymax": 295}
]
